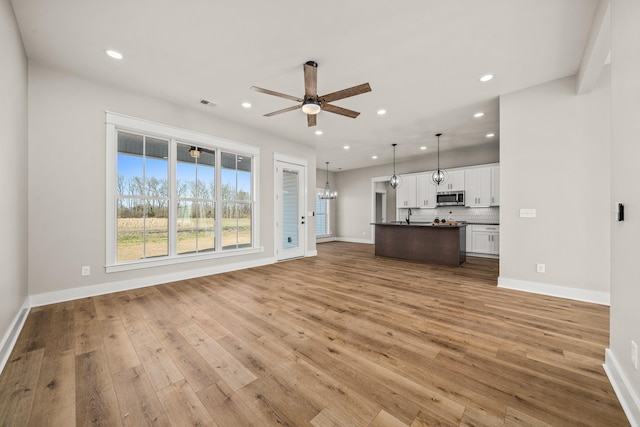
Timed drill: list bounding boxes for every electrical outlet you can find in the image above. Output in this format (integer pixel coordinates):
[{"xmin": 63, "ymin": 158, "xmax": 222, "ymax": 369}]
[
  {"xmin": 363, "ymin": 231, "xmax": 366, "ymax": 236},
  {"xmin": 632, "ymin": 341, "xmax": 638, "ymax": 370},
  {"xmin": 81, "ymin": 266, "xmax": 90, "ymax": 276},
  {"xmin": 536, "ymin": 263, "xmax": 545, "ymax": 273},
  {"xmin": 520, "ymin": 208, "xmax": 537, "ymax": 218}
]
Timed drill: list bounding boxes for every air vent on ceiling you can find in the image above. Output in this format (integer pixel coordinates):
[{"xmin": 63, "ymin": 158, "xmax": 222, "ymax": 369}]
[{"xmin": 200, "ymin": 99, "xmax": 216, "ymax": 107}]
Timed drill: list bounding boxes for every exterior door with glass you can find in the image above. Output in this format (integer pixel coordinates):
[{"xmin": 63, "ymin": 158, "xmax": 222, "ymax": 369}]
[{"xmin": 275, "ymin": 160, "xmax": 306, "ymax": 260}]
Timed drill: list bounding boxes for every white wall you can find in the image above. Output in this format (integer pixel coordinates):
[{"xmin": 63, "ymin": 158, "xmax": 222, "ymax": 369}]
[
  {"xmin": 609, "ymin": 0, "xmax": 640, "ymax": 420},
  {"xmin": 0, "ymin": 0, "xmax": 29, "ymax": 354},
  {"xmin": 499, "ymin": 73, "xmax": 611, "ymax": 301},
  {"xmin": 334, "ymin": 144, "xmax": 499, "ymax": 241},
  {"xmin": 27, "ymin": 63, "xmax": 316, "ymax": 300}
]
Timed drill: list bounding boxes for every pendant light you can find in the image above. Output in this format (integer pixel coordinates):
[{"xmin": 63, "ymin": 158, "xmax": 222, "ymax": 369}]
[
  {"xmin": 431, "ymin": 133, "xmax": 448, "ymax": 186},
  {"xmin": 388, "ymin": 143, "xmax": 402, "ymax": 189},
  {"xmin": 189, "ymin": 146, "xmax": 201, "ymax": 159},
  {"xmin": 319, "ymin": 162, "xmax": 337, "ymax": 199}
]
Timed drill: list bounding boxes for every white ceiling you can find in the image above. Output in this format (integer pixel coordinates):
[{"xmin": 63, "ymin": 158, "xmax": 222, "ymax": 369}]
[{"xmin": 11, "ymin": 0, "xmax": 599, "ymax": 171}]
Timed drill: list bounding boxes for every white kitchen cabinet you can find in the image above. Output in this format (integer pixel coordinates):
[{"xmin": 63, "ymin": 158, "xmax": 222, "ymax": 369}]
[
  {"xmin": 436, "ymin": 170, "xmax": 465, "ymax": 192},
  {"xmin": 416, "ymin": 172, "xmax": 437, "ymax": 208},
  {"xmin": 396, "ymin": 175, "xmax": 417, "ymax": 208},
  {"xmin": 470, "ymin": 225, "xmax": 499, "ymax": 255},
  {"xmin": 490, "ymin": 165, "xmax": 500, "ymax": 206},
  {"xmin": 465, "ymin": 167, "xmax": 491, "ymax": 207}
]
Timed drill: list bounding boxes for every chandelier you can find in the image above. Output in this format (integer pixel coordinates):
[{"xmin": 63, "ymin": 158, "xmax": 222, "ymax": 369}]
[{"xmin": 319, "ymin": 162, "xmax": 337, "ymax": 199}]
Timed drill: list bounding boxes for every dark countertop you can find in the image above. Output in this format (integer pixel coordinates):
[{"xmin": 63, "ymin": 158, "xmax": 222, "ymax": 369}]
[{"xmin": 371, "ymin": 221, "xmax": 467, "ymax": 228}]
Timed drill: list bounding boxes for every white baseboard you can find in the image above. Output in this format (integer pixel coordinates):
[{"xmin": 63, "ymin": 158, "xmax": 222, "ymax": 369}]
[
  {"xmin": 334, "ymin": 237, "xmax": 374, "ymax": 244},
  {"xmin": 316, "ymin": 237, "xmax": 337, "ymax": 243},
  {"xmin": 306, "ymin": 250, "xmax": 318, "ymax": 257},
  {"xmin": 467, "ymin": 252, "xmax": 499, "ymax": 259},
  {"xmin": 497, "ymin": 277, "xmax": 610, "ymax": 305},
  {"xmin": 0, "ymin": 297, "xmax": 31, "ymax": 373},
  {"xmin": 604, "ymin": 349, "xmax": 640, "ymax": 427},
  {"xmin": 30, "ymin": 256, "xmax": 276, "ymax": 307}
]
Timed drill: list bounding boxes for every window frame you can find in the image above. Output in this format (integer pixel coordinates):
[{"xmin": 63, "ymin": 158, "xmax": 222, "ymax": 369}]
[
  {"xmin": 315, "ymin": 188, "xmax": 331, "ymax": 237},
  {"xmin": 106, "ymin": 112, "xmax": 260, "ymax": 273}
]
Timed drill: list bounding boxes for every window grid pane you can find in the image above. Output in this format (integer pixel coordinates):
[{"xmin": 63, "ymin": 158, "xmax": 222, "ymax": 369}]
[
  {"xmin": 315, "ymin": 189, "xmax": 329, "ymax": 236},
  {"xmin": 176, "ymin": 143, "xmax": 216, "ymax": 255},
  {"xmin": 221, "ymin": 151, "xmax": 253, "ymax": 250}
]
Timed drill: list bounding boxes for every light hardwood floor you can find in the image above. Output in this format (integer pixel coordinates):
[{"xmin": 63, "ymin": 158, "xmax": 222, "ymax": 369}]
[{"xmin": 0, "ymin": 242, "xmax": 628, "ymax": 426}]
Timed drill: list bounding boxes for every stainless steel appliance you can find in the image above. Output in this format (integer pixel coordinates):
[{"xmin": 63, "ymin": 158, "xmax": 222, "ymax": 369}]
[{"xmin": 437, "ymin": 191, "xmax": 464, "ymax": 206}]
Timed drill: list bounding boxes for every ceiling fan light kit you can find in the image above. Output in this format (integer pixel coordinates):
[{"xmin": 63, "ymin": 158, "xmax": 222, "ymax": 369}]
[
  {"xmin": 301, "ymin": 98, "xmax": 321, "ymax": 115},
  {"xmin": 251, "ymin": 60, "xmax": 371, "ymax": 127}
]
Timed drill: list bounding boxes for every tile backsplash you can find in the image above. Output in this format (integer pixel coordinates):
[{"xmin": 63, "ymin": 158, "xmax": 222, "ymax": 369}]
[{"xmin": 398, "ymin": 206, "xmax": 499, "ymax": 224}]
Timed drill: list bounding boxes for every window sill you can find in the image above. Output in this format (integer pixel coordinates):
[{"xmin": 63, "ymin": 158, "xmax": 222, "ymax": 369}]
[{"xmin": 105, "ymin": 247, "xmax": 260, "ymax": 273}]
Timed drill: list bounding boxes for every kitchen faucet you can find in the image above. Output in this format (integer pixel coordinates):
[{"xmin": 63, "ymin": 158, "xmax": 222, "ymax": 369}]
[{"xmin": 406, "ymin": 208, "xmax": 412, "ymax": 224}]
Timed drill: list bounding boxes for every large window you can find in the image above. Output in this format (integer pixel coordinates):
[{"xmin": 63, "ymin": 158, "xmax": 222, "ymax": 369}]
[
  {"xmin": 106, "ymin": 113, "xmax": 259, "ymax": 272},
  {"xmin": 315, "ymin": 189, "xmax": 330, "ymax": 236}
]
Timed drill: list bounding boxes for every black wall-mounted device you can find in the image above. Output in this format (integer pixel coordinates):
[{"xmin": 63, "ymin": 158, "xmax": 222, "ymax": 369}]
[{"xmin": 618, "ymin": 203, "xmax": 625, "ymax": 221}]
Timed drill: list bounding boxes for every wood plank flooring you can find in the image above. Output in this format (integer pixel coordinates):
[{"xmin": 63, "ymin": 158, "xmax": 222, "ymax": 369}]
[{"xmin": 0, "ymin": 242, "xmax": 628, "ymax": 426}]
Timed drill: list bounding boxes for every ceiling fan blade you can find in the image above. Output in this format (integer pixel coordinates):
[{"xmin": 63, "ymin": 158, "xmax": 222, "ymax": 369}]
[
  {"xmin": 320, "ymin": 83, "xmax": 372, "ymax": 103},
  {"xmin": 250, "ymin": 86, "xmax": 303, "ymax": 103},
  {"xmin": 322, "ymin": 103, "xmax": 360, "ymax": 118},
  {"xmin": 304, "ymin": 61, "xmax": 318, "ymax": 98},
  {"xmin": 307, "ymin": 114, "xmax": 317, "ymax": 127},
  {"xmin": 264, "ymin": 104, "xmax": 302, "ymax": 117}
]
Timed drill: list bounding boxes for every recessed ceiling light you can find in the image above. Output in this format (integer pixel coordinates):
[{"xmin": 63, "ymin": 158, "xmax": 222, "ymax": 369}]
[
  {"xmin": 377, "ymin": 109, "xmax": 387, "ymax": 115},
  {"xmin": 486, "ymin": 133, "xmax": 495, "ymax": 138},
  {"xmin": 105, "ymin": 49, "xmax": 123, "ymax": 60},
  {"xmin": 315, "ymin": 130, "xmax": 323, "ymax": 135},
  {"xmin": 242, "ymin": 102, "xmax": 251, "ymax": 108},
  {"xmin": 480, "ymin": 74, "xmax": 494, "ymax": 82},
  {"xmin": 420, "ymin": 146, "xmax": 427, "ymax": 150},
  {"xmin": 474, "ymin": 112, "xmax": 484, "ymax": 118},
  {"xmin": 343, "ymin": 145, "xmax": 350, "ymax": 150},
  {"xmin": 372, "ymin": 155, "xmax": 378, "ymax": 159}
]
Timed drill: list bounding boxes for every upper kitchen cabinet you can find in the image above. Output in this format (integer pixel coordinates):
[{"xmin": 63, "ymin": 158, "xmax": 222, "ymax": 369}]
[
  {"xmin": 396, "ymin": 174, "xmax": 417, "ymax": 208},
  {"xmin": 416, "ymin": 173, "xmax": 437, "ymax": 208},
  {"xmin": 490, "ymin": 165, "xmax": 500, "ymax": 206},
  {"xmin": 465, "ymin": 167, "xmax": 491, "ymax": 207},
  {"xmin": 436, "ymin": 170, "xmax": 465, "ymax": 192}
]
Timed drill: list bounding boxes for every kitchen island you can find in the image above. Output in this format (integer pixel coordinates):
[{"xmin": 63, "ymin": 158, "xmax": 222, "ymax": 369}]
[{"xmin": 372, "ymin": 222, "xmax": 467, "ymax": 266}]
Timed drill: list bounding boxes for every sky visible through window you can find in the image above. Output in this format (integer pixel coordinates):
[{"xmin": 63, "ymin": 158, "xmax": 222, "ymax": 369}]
[{"xmin": 117, "ymin": 154, "xmax": 251, "ymax": 196}]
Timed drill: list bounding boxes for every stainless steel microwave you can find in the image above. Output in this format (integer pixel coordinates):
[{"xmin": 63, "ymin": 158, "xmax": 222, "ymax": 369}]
[{"xmin": 437, "ymin": 191, "xmax": 464, "ymax": 206}]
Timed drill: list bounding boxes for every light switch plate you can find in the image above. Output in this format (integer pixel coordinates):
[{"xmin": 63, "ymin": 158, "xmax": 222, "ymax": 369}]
[{"xmin": 520, "ymin": 208, "xmax": 537, "ymax": 218}]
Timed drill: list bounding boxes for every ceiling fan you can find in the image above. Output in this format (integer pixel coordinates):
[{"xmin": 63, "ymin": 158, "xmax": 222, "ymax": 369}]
[{"xmin": 250, "ymin": 61, "xmax": 372, "ymax": 127}]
